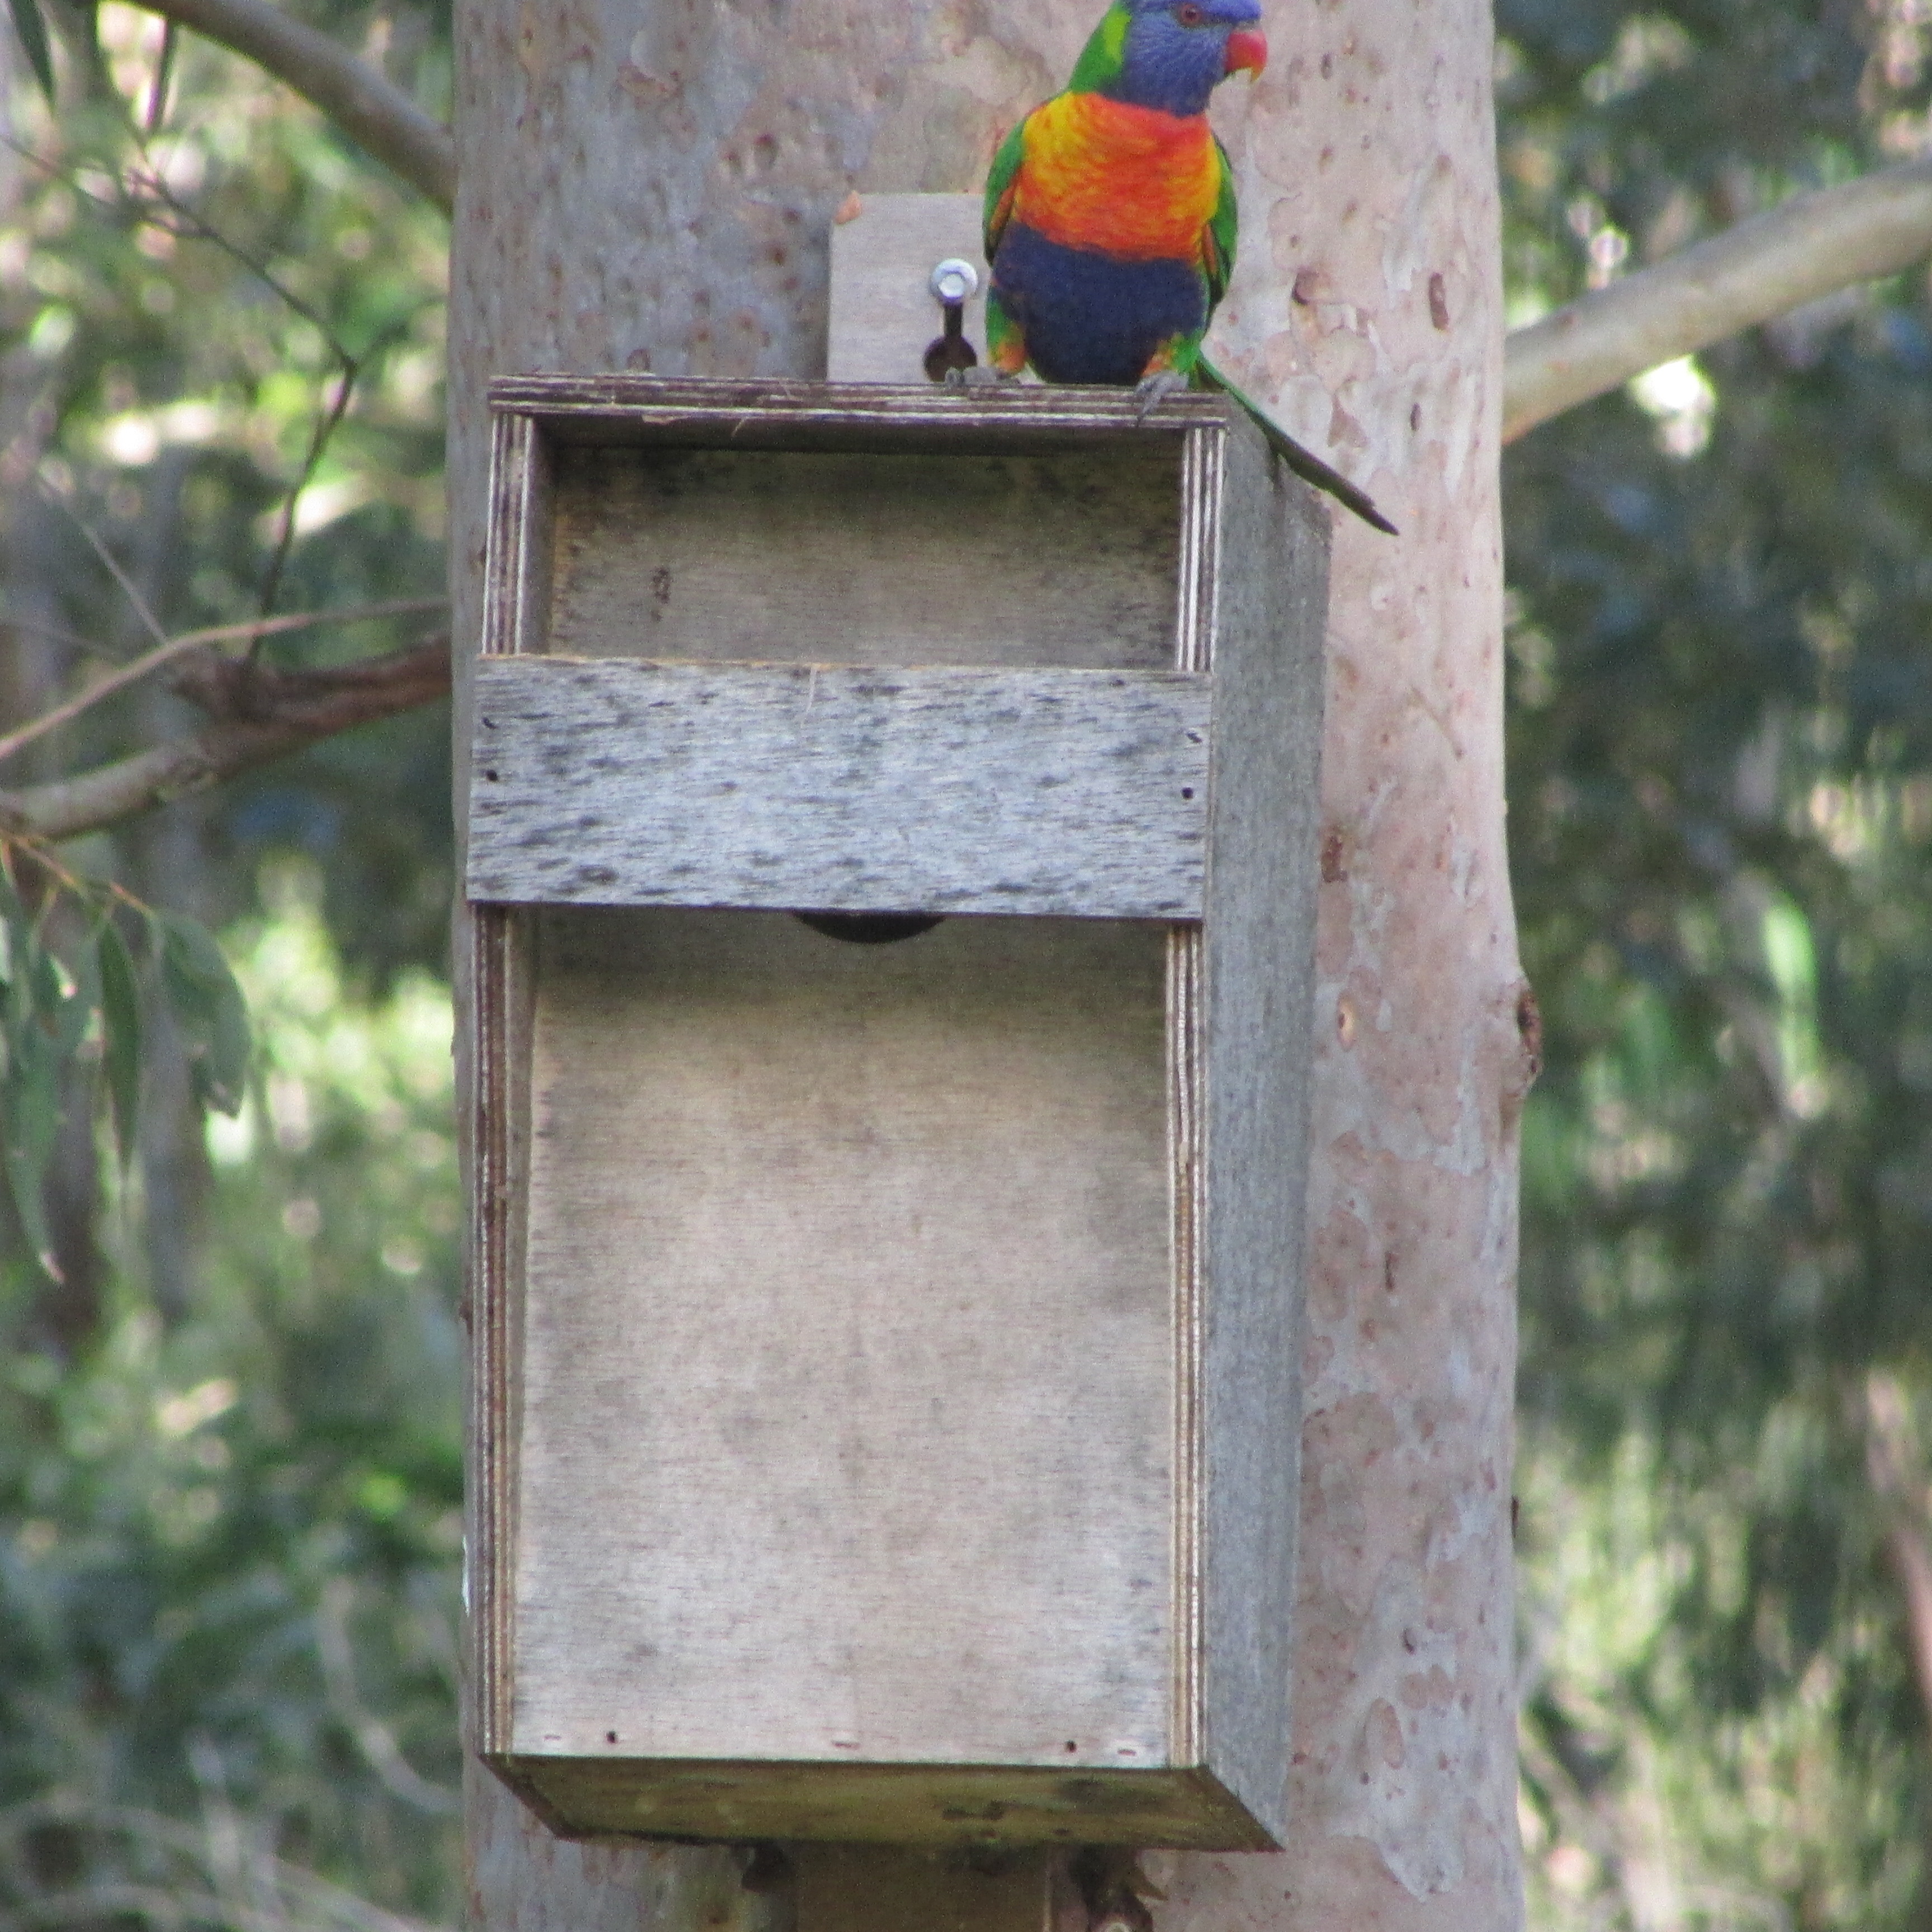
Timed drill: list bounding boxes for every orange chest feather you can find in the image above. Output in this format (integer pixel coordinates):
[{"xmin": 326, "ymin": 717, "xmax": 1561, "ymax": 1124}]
[{"xmin": 1014, "ymin": 93, "xmax": 1221, "ymax": 263}]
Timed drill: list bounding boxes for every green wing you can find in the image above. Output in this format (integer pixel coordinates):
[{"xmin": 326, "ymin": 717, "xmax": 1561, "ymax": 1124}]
[
  {"xmin": 1202, "ymin": 136, "xmax": 1238, "ymax": 317},
  {"xmin": 983, "ymin": 115, "xmax": 1031, "ymax": 263}
]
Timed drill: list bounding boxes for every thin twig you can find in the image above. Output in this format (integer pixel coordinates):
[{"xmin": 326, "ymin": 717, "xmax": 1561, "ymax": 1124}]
[
  {"xmin": 35, "ymin": 475, "xmax": 171, "ymax": 648},
  {"xmin": 0, "ymin": 613, "xmax": 119, "ymax": 660},
  {"xmin": 124, "ymin": 161, "xmax": 345, "ymax": 357},
  {"xmin": 0, "ymin": 598, "xmax": 446, "ymax": 769},
  {"xmin": 2, "ymin": 136, "xmax": 375, "ymax": 639},
  {"xmin": 120, "ymin": 162, "xmax": 399, "ymax": 630},
  {"xmin": 316, "ymin": 1579, "xmax": 461, "ymax": 1816},
  {"xmin": 0, "ymin": 635, "xmax": 451, "ymax": 844},
  {"xmin": 11, "ymin": 130, "xmax": 417, "ymax": 652},
  {"xmin": 253, "ymin": 358, "xmax": 359, "ymax": 630},
  {"xmin": 145, "ymin": 21, "xmax": 178, "ymax": 135}
]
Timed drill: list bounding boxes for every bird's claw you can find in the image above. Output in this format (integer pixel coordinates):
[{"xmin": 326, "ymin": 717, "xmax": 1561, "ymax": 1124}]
[
  {"xmin": 951, "ymin": 364, "xmax": 1016, "ymax": 388},
  {"xmin": 1133, "ymin": 368, "xmax": 1191, "ymax": 422}
]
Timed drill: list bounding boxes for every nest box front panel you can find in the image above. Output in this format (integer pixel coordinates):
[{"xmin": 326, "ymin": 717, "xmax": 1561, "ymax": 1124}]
[{"xmin": 513, "ymin": 909, "xmax": 1171, "ymax": 1770}]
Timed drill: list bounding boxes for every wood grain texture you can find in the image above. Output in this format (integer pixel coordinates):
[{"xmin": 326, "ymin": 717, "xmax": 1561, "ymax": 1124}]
[
  {"xmin": 512, "ymin": 910, "xmax": 1171, "ymax": 1767},
  {"xmin": 493, "ymin": 1756, "xmax": 1271, "ymax": 1851},
  {"xmin": 489, "ymin": 375, "xmax": 1228, "ymax": 452},
  {"xmin": 468, "ymin": 658, "xmax": 1209, "ymax": 917},
  {"xmin": 1196, "ymin": 418, "xmax": 1328, "ymax": 1848},
  {"xmin": 470, "ymin": 901, "xmax": 534, "ymax": 1759},
  {"xmin": 826, "ymin": 195, "xmax": 991, "ymax": 386},
  {"xmin": 466, "ymin": 382, "xmax": 1325, "ymax": 1857},
  {"xmin": 543, "ymin": 444, "xmax": 1178, "ymax": 671}
]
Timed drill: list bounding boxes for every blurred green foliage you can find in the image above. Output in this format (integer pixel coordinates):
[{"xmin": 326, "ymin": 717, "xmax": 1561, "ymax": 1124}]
[
  {"xmin": 1, "ymin": 4, "xmax": 460, "ymax": 1929},
  {"xmin": 0, "ymin": 0, "xmax": 452, "ymax": 970},
  {"xmin": 1, "ymin": 864, "xmax": 463, "ymax": 1928},
  {"xmin": 1500, "ymin": 0, "xmax": 1932, "ymax": 1923}
]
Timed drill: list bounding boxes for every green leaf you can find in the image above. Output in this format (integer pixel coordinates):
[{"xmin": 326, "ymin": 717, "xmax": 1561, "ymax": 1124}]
[
  {"xmin": 0, "ymin": 1137, "xmax": 59, "ymax": 1279},
  {"xmin": 0, "ymin": 869, "xmax": 22, "ymax": 992},
  {"xmin": 0, "ymin": 991, "xmax": 63, "ymax": 1280},
  {"xmin": 23, "ymin": 920, "xmax": 61, "ymax": 1028},
  {"xmin": 6, "ymin": 0, "xmax": 55, "ymax": 102},
  {"xmin": 49, "ymin": 932, "xmax": 94, "ymax": 1061},
  {"xmin": 157, "ymin": 911, "xmax": 250, "ymax": 1115},
  {"xmin": 97, "ymin": 918, "xmax": 142, "ymax": 1169}
]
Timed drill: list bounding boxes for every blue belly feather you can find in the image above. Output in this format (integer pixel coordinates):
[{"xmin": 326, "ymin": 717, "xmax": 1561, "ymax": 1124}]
[{"xmin": 991, "ymin": 222, "xmax": 1208, "ymax": 385}]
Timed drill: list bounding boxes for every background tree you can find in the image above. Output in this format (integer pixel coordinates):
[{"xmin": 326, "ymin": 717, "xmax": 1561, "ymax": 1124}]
[
  {"xmin": 0, "ymin": 7, "xmax": 462, "ymax": 1926},
  {"xmin": 1498, "ymin": 2, "xmax": 1932, "ymax": 1924}
]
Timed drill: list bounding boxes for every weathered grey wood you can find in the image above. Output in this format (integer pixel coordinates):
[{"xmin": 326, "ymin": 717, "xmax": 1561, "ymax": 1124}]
[
  {"xmin": 494, "ymin": 909, "xmax": 1281, "ymax": 1845},
  {"xmin": 470, "ymin": 901, "xmax": 533, "ymax": 1762},
  {"xmin": 825, "ymin": 195, "xmax": 991, "ymax": 386},
  {"xmin": 1196, "ymin": 415, "xmax": 1328, "ymax": 1848},
  {"xmin": 544, "ymin": 445, "xmax": 1179, "ymax": 671},
  {"xmin": 466, "ymin": 380, "xmax": 1326, "ymax": 1856},
  {"xmin": 468, "ymin": 658, "xmax": 1209, "ymax": 917},
  {"xmin": 489, "ymin": 374, "xmax": 1227, "ymax": 449}
]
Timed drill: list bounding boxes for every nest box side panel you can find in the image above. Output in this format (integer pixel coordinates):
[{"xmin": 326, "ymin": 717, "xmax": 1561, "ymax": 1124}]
[
  {"xmin": 1198, "ymin": 419, "xmax": 1330, "ymax": 1843},
  {"xmin": 510, "ymin": 910, "xmax": 1175, "ymax": 1778},
  {"xmin": 544, "ymin": 447, "xmax": 1179, "ymax": 669},
  {"xmin": 471, "ymin": 904, "xmax": 534, "ymax": 1761},
  {"xmin": 471, "ymin": 407, "xmax": 548, "ymax": 1762}
]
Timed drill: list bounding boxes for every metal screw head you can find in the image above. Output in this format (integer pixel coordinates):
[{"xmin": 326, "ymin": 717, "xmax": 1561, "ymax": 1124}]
[{"xmin": 929, "ymin": 257, "xmax": 979, "ymax": 305}]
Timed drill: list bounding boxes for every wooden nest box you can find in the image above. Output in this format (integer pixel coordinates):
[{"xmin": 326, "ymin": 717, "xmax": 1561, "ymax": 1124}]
[{"xmin": 466, "ymin": 372, "xmax": 1329, "ymax": 1853}]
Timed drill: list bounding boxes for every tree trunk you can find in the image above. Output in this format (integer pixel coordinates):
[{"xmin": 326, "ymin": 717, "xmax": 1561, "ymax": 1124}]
[
  {"xmin": 1162, "ymin": 6, "xmax": 1526, "ymax": 1924},
  {"xmin": 449, "ymin": 0, "xmax": 1524, "ymax": 1926}
]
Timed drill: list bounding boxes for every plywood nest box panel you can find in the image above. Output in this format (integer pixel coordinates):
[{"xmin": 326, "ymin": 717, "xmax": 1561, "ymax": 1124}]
[{"xmin": 467, "ymin": 374, "xmax": 1329, "ymax": 1853}]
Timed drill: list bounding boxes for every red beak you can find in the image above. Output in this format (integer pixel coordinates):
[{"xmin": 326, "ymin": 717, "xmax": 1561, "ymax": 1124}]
[{"xmin": 1225, "ymin": 26, "xmax": 1267, "ymax": 77}]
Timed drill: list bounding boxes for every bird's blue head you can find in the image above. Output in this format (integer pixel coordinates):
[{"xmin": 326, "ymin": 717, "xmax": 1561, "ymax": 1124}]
[{"xmin": 1071, "ymin": 0, "xmax": 1267, "ymax": 119}]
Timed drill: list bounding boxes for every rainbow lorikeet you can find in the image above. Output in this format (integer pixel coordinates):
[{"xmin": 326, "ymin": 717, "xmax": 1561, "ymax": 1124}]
[{"xmin": 982, "ymin": 0, "xmax": 1396, "ymax": 534}]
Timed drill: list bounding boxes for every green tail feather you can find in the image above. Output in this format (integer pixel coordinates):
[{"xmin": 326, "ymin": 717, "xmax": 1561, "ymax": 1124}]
[{"xmin": 1196, "ymin": 354, "xmax": 1398, "ymax": 537}]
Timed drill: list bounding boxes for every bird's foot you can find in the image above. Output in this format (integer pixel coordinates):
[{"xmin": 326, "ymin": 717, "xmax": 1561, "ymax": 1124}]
[
  {"xmin": 949, "ymin": 364, "xmax": 1017, "ymax": 388},
  {"xmin": 1133, "ymin": 367, "xmax": 1191, "ymax": 422}
]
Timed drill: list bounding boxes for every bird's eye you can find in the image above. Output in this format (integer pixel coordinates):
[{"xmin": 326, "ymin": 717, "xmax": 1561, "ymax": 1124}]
[{"xmin": 1177, "ymin": 3, "xmax": 1206, "ymax": 22}]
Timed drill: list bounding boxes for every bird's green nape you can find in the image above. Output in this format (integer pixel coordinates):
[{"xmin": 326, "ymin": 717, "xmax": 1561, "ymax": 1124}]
[{"xmin": 1066, "ymin": 3, "xmax": 1133, "ymax": 92}]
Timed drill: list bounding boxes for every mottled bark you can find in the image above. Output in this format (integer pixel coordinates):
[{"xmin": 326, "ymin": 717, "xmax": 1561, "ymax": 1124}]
[
  {"xmin": 450, "ymin": 0, "xmax": 1522, "ymax": 1926},
  {"xmin": 1190, "ymin": 8, "xmax": 1524, "ymax": 1925}
]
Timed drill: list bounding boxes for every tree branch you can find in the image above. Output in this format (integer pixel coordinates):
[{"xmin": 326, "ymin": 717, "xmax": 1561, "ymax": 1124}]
[
  {"xmin": 1504, "ymin": 158, "xmax": 1932, "ymax": 442},
  {"xmin": 131, "ymin": 0, "xmax": 454, "ymax": 213},
  {"xmin": 1865, "ymin": 1375, "xmax": 1932, "ymax": 1740},
  {"xmin": 0, "ymin": 598, "xmax": 447, "ymax": 769},
  {"xmin": 0, "ymin": 637, "xmax": 451, "ymax": 844},
  {"xmin": 1882, "ymin": 1518, "xmax": 1932, "ymax": 1730}
]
